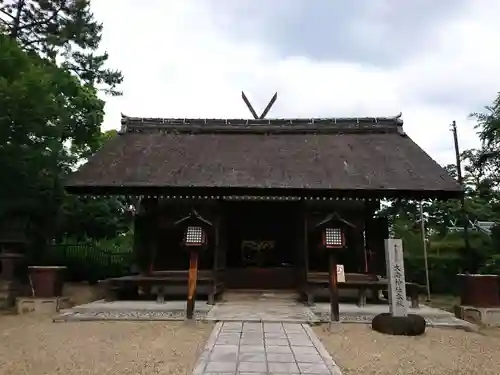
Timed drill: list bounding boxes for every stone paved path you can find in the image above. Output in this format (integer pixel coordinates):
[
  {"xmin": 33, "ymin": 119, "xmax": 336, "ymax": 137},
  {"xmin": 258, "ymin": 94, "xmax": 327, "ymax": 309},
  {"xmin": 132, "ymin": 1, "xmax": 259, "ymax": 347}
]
[
  {"xmin": 205, "ymin": 302, "xmax": 319, "ymax": 323},
  {"xmin": 193, "ymin": 322, "xmax": 342, "ymax": 375}
]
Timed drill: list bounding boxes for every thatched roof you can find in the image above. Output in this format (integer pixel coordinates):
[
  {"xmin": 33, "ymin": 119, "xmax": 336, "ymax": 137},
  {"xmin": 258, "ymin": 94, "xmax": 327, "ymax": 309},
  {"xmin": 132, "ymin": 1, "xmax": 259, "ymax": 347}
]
[{"xmin": 65, "ymin": 114, "xmax": 462, "ymax": 199}]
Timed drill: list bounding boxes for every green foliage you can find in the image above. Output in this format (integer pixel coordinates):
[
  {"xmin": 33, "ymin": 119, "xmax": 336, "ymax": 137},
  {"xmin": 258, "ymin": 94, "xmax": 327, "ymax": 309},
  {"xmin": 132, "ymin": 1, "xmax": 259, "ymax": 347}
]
[
  {"xmin": 47, "ymin": 234, "xmax": 134, "ymax": 282},
  {"xmin": 0, "ymin": 0, "xmax": 124, "ymax": 255},
  {"xmin": 405, "ymin": 254, "xmax": 463, "ymax": 294},
  {"xmin": 0, "ymin": 34, "xmax": 105, "ymax": 255},
  {"xmin": 56, "ymin": 195, "xmax": 132, "ymax": 241},
  {"xmin": 0, "ymin": 0, "xmax": 123, "ymax": 95},
  {"xmin": 479, "ymin": 254, "xmax": 500, "ymax": 275}
]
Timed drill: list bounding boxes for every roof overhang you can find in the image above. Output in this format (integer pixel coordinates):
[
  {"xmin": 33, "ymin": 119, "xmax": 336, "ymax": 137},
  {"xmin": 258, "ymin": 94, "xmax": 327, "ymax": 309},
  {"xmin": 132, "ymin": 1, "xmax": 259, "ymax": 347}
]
[{"xmin": 64, "ymin": 185, "xmax": 464, "ymax": 201}]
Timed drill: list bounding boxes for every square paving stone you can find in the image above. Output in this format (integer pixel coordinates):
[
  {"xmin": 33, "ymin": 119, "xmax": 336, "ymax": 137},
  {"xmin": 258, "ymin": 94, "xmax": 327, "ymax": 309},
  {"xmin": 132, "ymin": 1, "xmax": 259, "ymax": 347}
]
[
  {"xmin": 238, "ymin": 352, "xmax": 266, "ymax": 362},
  {"xmin": 283, "ymin": 324, "xmax": 304, "ymax": 332},
  {"xmin": 210, "ymin": 349, "xmax": 238, "ymax": 362},
  {"xmin": 239, "ymin": 345, "xmax": 265, "ymax": 353},
  {"xmin": 293, "ymin": 353, "xmax": 322, "ymax": 363},
  {"xmin": 238, "ymin": 361, "xmax": 267, "ymax": 373},
  {"xmin": 264, "ymin": 332, "xmax": 285, "ymax": 339},
  {"xmin": 241, "ymin": 338, "xmax": 264, "ymax": 345},
  {"xmin": 243, "ymin": 323, "xmax": 262, "ymax": 331},
  {"xmin": 206, "ymin": 362, "xmax": 237, "ymax": 372},
  {"xmin": 291, "ymin": 346, "xmax": 318, "ymax": 355},
  {"xmin": 264, "ymin": 323, "xmax": 284, "ymax": 332},
  {"xmin": 221, "ymin": 326, "xmax": 242, "ymax": 331},
  {"xmin": 265, "ymin": 339, "xmax": 290, "ymax": 346},
  {"xmin": 213, "ymin": 344, "xmax": 238, "ymax": 351},
  {"xmin": 217, "ymin": 331, "xmax": 241, "ymax": 338},
  {"xmin": 297, "ymin": 362, "xmax": 330, "ymax": 374},
  {"xmin": 266, "ymin": 345, "xmax": 293, "ymax": 354},
  {"xmin": 285, "ymin": 333, "xmax": 309, "ymax": 340},
  {"xmin": 268, "ymin": 362, "xmax": 299, "ymax": 373},
  {"xmin": 217, "ymin": 337, "xmax": 241, "ymax": 345},
  {"xmin": 287, "ymin": 338, "xmax": 314, "ymax": 347},
  {"xmin": 266, "ymin": 353, "xmax": 295, "ymax": 363},
  {"xmin": 241, "ymin": 333, "xmax": 264, "ymax": 339}
]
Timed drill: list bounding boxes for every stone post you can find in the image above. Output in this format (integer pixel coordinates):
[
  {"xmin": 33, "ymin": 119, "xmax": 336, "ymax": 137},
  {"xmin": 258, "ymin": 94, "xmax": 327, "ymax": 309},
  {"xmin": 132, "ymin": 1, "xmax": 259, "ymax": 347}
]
[{"xmin": 384, "ymin": 238, "xmax": 408, "ymax": 317}]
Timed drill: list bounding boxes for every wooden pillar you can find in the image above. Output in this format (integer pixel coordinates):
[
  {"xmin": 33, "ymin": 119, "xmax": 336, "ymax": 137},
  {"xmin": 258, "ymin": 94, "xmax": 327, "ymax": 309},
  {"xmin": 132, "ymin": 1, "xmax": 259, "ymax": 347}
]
[
  {"xmin": 213, "ymin": 213, "xmax": 219, "ymax": 277},
  {"xmin": 133, "ymin": 196, "xmax": 159, "ymax": 275},
  {"xmin": 186, "ymin": 250, "xmax": 199, "ymax": 319},
  {"xmin": 210, "ymin": 209, "xmax": 221, "ymax": 305},
  {"xmin": 328, "ymin": 252, "xmax": 340, "ymax": 322},
  {"xmin": 303, "ymin": 209, "xmax": 309, "ymax": 290}
]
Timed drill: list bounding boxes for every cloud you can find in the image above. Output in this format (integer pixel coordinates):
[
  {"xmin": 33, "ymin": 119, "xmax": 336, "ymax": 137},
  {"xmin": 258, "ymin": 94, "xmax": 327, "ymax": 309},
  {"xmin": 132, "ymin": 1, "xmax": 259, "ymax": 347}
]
[
  {"xmin": 91, "ymin": 0, "xmax": 500, "ymax": 167},
  {"xmin": 205, "ymin": 0, "xmax": 469, "ymax": 66}
]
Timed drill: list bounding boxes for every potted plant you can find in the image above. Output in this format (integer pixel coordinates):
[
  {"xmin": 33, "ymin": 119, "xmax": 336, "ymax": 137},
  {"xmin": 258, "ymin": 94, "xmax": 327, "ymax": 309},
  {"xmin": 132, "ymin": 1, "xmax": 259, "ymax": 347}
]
[
  {"xmin": 27, "ymin": 239, "xmax": 66, "ymax": 298},
  {"xmin": 28, "ymin": 265, "xmax": 66, "ymax": 298}
]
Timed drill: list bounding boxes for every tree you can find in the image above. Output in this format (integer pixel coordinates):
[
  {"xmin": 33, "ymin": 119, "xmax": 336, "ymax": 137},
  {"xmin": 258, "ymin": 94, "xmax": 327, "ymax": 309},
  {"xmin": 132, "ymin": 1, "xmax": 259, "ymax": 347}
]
[
  {"xmin": 0, "ymin": 1, "xmax": 124, "ymax": 251},
  {"xmin": 56, "ymin": 130, "xmax": 134, "ymax": 241},
  {"xmin": 0, "ymin": 33, "xmax": 106, "ymax": 256},
  {"xmin": 1, "ymin": 0, "xmax": 123, "ymax": 160},
  {"xmin": 471, "ymin": 92, "xmax": 500, "ymax": 159},
  {"xmin": 0, "ymin": 0, "xmax": 123, "ymax": 96}
]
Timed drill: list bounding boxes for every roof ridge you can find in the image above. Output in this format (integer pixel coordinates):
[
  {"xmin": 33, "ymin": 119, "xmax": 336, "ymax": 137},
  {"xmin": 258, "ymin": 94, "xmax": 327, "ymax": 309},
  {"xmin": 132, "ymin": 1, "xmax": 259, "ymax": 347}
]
[{"xmin": 119, "ymin": 113, "xmax": 405, "ymax": 135}]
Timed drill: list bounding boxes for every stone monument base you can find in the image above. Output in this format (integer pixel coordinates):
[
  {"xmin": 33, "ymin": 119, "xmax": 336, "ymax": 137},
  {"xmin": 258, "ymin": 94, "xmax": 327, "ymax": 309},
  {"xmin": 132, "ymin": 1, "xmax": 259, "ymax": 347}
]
[
  {"xmin": 0, "ymin": 280, "xmax": 21, "ymax": 309},
  {"xmin": 454, "ymin": 305, "xmax": 500, "ymax": 327},
  {"xmin": 16, "ymin": 297, "xmax": 71, "ymax": 315}
]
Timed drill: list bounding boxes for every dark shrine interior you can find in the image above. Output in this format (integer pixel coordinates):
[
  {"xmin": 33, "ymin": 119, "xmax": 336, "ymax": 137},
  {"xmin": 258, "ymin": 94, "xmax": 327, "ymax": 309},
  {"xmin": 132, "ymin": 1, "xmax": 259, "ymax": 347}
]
[
  {"xmin": 225, "ymin": 201, "xmax": 298, "ymax": 268},
  {"xmin": 152, "ymin": 200, "xmax": 372, "ymax": 275}
]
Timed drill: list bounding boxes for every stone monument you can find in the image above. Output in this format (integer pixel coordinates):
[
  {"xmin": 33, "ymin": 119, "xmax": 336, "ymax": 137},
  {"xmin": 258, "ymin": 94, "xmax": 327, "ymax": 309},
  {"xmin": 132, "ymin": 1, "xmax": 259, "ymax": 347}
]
[
  {"xmin": 371, "ymin": 238, "xmax": 426, "ymax": 336},
  {"xmin": 385, "ymin": 238, "xmax": 408, "ymax": 317}
]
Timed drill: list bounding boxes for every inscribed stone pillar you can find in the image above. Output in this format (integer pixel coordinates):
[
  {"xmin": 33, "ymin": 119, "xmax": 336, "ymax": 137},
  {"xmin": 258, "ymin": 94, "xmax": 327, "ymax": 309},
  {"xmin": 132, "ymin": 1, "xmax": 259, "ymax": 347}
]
[{"xmin": 384, "ymin": 238, "xmax": 408, "ymax": 317}]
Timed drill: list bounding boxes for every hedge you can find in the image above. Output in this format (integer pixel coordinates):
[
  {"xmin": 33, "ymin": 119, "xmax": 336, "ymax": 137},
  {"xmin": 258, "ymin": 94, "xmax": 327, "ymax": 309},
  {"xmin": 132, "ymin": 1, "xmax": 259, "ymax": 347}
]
[{"xmin": 404, "ymin": 254, "xmax": 463, "ymax": 295}]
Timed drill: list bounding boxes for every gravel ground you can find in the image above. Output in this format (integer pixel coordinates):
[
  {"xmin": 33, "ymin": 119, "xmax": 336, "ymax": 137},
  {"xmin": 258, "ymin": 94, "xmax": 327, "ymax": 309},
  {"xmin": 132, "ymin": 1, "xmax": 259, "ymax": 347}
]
[
  {"xmin": 0, "ymin": 314, "xmax": 213, "ymax": 375},
  {"xmin": 314, "ymin": 324, "xmax": 500, "ymax": 375}
]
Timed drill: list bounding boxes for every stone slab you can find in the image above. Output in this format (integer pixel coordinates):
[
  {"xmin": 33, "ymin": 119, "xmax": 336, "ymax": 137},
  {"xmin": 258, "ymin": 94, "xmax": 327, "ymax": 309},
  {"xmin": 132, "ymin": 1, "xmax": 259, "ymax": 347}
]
[
  {"xmin": 204, "ymin": 301, "xmax": 319, "ymax": 323},
  {"xmin": 53, "ymin": 299, "xmax": 474, "ymax": 332},
  {"xmin": 16, "ymin": 297, "xmax": 71, "ymax": 315},
  {"xmin": 0, "ymin": 280, "xmax": 21, "ymax": 309},
  {"xmin": 455, "ymin": 305, "xmax": 500, "ymax": 327},
  {"xmin": 310, "ymin": 302, "xmax": 478, "ymax": 331}
]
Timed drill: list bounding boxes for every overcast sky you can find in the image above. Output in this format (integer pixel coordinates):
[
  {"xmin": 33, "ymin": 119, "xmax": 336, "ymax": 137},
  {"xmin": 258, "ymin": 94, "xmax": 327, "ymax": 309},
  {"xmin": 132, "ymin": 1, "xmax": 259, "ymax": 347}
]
[{"xmin": 91, "ymin": 0, "xmax": 500, "ymax": 166}]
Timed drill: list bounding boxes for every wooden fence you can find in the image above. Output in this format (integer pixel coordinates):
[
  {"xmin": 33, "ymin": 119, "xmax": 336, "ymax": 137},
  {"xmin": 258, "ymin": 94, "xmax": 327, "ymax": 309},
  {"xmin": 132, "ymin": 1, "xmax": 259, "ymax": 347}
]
[{"xmin": 45, "ymin": 244, "xmax": 134, "ymax": 282}]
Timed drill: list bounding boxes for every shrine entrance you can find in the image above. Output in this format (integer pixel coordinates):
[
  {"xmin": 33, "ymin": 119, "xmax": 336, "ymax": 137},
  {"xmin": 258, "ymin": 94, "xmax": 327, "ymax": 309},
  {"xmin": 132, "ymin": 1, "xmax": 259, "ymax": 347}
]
[{"xmin": 223, "ymin": 201, "xmax": 301, "ymax": 290}]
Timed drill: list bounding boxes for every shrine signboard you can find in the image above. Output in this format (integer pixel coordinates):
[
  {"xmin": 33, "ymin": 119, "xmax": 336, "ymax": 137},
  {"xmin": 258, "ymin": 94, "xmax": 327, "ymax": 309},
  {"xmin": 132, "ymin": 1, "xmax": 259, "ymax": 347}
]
[
  {"xmin": 336, "ymin": 264, "xmax": 346, "ymax": 283},
  {"xmin": 384, "ymin": 238, "xmax": 408, "ymax": 317}
]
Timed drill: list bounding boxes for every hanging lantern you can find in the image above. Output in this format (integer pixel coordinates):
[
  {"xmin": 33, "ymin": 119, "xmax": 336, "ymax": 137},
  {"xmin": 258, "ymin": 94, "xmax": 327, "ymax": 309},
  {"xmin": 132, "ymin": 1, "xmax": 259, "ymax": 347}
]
[
  {"xmin": 174, "ymin": 210, "xmax": 212, "ymax": 252},
  {"xmin": 183, "ymin": 225, "xmax": 207, "ymax": 247},
  {"xmin": 322, "ymin": 227, "xmax": 345, "ymax": 249},
  {"xmin": 316, "ymin": 212, "xmax": 354, "ymax": 251}
]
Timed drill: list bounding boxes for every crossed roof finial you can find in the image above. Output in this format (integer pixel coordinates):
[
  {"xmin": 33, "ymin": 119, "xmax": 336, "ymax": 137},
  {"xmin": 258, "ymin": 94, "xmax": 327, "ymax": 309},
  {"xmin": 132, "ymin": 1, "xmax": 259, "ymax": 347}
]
[{"xmin": 241, "ymin": 91, "xmax": 278, "ymax": 119}]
